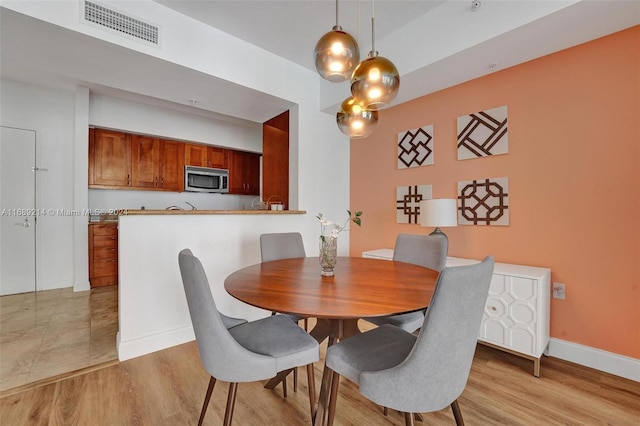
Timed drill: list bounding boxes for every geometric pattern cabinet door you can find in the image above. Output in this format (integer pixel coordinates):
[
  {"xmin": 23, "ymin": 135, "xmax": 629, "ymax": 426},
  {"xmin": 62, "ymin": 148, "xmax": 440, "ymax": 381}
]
[{"xmin": 478, "ymin": 263, "xmax": 551, "ymax": 377}]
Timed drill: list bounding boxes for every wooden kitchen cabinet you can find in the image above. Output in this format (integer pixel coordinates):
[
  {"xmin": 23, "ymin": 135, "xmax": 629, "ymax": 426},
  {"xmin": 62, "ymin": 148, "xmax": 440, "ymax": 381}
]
[
  {"xmin": 228, "ymin": 150, "xmax": 261, "ymax": 195},
  {"xmin": 131, "ymin": 134, "xmax": 160, "ymax": 189},
  {"xmin": 262, "ymin": 111, "xmax": 289, "ymax": 209},
  {"xmin": 89, "ymin": 222, "xmax": 118, "ymax": 287},
  {"xmin": 184, "ymin": 143, "xmax": 208, "ymax": 167},
  {"xmin": 207, "ymin": 146, "xmax": 228, "ymax": 169},
  {"xmin": 159, "ymin": 139, "xmax": 185, "ymax": 191},
  {"xmin": 89, "ymin": 129, "xmax": 132, "ymax": 188},
  {"xmin": 91, "ymin": 129, "xmax": 184, "ymax": 191},
  {"xmin": 185, "ymin": 143, "xmax": 228, "ymax": 169}
]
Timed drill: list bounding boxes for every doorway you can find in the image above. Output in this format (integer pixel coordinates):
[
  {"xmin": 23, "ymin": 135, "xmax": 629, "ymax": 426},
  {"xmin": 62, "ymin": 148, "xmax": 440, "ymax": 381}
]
[{"xmin": 0, "ymin": 126, "xmax": 36, "ymax": 295}]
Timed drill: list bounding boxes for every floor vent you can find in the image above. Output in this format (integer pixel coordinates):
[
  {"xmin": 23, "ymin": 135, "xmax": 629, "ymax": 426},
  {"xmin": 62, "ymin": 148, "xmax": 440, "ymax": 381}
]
[{"xmin": 84, "ymin": 1, "xmax": 159, "ymax": 45}]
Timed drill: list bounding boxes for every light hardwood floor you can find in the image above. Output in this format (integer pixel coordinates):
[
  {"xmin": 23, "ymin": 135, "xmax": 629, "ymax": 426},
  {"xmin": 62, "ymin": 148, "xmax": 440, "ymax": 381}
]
[
  {"xmin": 1, "ymin": 318, "xmax": 639, "ymax": 425},
  {"xmin": 0, "ymin": 286, "xmax": 118, "ymax": 392}
]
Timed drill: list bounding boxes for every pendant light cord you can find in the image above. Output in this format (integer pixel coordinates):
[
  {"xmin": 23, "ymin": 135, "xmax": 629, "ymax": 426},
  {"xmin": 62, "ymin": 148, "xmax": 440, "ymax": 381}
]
[
  {"xmin": 335, "ymin": 0, "xmax": 339, "ymax": 26},
  {"xmin": 370, "ymin": 0, "xmax": 376, "ymax": 54}
]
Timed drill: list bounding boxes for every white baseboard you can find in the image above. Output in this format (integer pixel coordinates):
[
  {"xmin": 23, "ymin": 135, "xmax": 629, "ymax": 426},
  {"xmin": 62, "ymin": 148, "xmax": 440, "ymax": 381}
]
[
  {"xmin": 73, "ymin": 280, "xmax": 90, "ymax": 292},
  {"xmin": 37, "ymin": 280, "xmax": 72, "ymax": 291},
  {"xmin": 114, "ymin": 328, "xmax": 639, "ymax": 384},
  {"xmin": 116, "ymin": 308, "xmax": 268, "ymax": 362},
  {"xmin": 548, "ymin": 338, "xmax": 640, "ymax": 382},
  {"xmin": 117, "ymin": 325, "xmax": 195, "ymax": 361}
]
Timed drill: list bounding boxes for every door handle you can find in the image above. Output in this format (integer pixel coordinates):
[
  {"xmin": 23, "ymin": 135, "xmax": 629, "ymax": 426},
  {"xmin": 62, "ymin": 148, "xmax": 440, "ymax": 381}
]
[{"xmin": 14, "ymin": 222, "xmax": 31, "ymax": 228}]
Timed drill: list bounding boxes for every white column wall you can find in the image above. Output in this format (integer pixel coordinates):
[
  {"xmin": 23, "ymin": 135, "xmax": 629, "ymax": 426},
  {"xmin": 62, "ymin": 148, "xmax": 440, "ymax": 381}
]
[{"xmin": 73, "ymin": 87, "xmax": 90, "ymax": 292}]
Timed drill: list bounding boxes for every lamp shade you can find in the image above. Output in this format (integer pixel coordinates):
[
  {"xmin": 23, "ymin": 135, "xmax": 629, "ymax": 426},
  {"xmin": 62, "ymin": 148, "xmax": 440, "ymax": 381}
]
[
  {"xmin": 419, "ymin": 199, "xmax": 458, "ymax": 228},
  {"xmin": 314, "ymin": 26, "xmax": 360, "ymax": 82},
  {"xmin": 350, "ymin": 52, "xmax": 400, "ymax": 109},
  {"xmin": 336, "ymin": 96, "xmax": 379, "ymax": 139}
]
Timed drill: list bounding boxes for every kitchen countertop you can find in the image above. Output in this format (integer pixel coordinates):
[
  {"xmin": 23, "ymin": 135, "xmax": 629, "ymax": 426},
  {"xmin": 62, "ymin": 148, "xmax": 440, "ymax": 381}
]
[{"xmin": 119, "ymin": 209, "xmax": 306, "ymax": 216}]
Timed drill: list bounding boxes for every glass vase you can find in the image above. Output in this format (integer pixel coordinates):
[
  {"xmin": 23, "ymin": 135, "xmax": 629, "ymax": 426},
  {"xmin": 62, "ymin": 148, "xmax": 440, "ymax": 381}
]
[{"xmin": 319, "ymin": 236, "xmax": 338, "ymax": 276}]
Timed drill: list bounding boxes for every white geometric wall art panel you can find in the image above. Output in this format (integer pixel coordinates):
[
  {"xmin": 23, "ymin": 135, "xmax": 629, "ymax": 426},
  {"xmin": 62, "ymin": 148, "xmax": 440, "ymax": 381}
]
[
  {"xmin": 397, "ymin": 184, "xmax": 432, "ymax": 224},
  {"xmin": 457, "ymin": 177, "xmax": 509, "ymax": 226},
  {"xmin": 398, "ymin": 125, "xmax": 434, "ymax": 169},
  {"xmin": 457, "ymin": 105, "xmax": 508, "ymax": 160}
]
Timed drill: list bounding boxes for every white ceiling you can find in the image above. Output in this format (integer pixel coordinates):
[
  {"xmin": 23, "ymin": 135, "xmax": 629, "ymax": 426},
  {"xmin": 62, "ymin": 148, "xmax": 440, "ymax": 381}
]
[
  {"xmin": 1, "ymin": 1, "xmax": 639, "ymax": 123},
  {"xmin": 154, "ymin": 0, "xmax": 446, "ymax": 72}
]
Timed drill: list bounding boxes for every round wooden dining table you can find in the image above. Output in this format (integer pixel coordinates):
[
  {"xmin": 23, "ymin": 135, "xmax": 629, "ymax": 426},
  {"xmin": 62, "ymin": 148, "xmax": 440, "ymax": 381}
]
[
  {"xmin": 225, "ymin": 256, "xmax": 440, "ymax": 424},
  {"xmin": 224, "ymin": 256, "xmax": 439, "ymax": 340}
]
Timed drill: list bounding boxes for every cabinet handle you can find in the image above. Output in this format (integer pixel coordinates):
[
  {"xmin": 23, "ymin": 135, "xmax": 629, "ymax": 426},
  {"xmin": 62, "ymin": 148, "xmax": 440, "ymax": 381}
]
[
  {"xmin": 108, "ymin": 259, "xmax": 117, "ymax": 262},
  {"xmin": 155, "ymin": 176, "xmax": 158, "ymax": 187},
  {"xmin": 127, "ymin": 174, "xmax": 130, "ymax": 185},
  {"xmin": 161, "ymin": 177, "xmax": 164, "ymax": 185}
]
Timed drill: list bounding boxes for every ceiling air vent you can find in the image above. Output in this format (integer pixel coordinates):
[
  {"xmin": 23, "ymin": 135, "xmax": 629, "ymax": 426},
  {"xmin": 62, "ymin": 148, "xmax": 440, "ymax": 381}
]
[{"xmin": 84, "ymin": 1, "xmax": 159, "ymax": 45}]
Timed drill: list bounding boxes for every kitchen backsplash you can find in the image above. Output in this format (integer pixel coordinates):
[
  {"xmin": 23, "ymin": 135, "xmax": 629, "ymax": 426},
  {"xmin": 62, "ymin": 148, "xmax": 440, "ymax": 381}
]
[{"xmin": 88, "ymin": 189, "xmax": 257, "ymax": 212}]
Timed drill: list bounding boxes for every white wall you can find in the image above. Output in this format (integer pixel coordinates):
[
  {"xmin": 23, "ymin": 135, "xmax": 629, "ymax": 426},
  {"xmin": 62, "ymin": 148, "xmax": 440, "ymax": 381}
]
[
  {"xmin": 117, "ymin": 213, "xmax": 310, "ymax": 360},
  {"xmin": 89, "ymin": 94, "xmax": 263, "ymax": 152},
  {"xmin": 0, "ymin": 78, "xmax": 77, "ymax": 291}
]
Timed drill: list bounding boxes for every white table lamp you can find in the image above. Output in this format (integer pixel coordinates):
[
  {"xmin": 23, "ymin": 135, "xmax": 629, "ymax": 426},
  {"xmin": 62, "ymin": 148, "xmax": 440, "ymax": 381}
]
[{"xmin": 419, "ymin": 199, "xmax": 458, "ymax": 240}]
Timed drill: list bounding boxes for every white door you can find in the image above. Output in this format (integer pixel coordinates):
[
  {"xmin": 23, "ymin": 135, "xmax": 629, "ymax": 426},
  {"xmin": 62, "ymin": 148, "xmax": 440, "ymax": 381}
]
[{"xmin": 0, "ymin": 126, "xmax": 36, "ymax": 295}]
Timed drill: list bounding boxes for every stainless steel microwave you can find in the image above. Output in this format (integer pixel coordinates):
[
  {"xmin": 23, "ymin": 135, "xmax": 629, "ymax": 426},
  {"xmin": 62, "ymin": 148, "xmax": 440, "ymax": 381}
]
[{"xmin": 184, "ymin": 166, "xmax": 229, "ymax": 193}]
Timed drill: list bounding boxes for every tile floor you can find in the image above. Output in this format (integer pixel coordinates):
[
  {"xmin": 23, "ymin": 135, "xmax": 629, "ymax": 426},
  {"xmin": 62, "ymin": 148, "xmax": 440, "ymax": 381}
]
[{"xmin": 0, "ymin": 285, "xmax": 118, "ymax": 392}]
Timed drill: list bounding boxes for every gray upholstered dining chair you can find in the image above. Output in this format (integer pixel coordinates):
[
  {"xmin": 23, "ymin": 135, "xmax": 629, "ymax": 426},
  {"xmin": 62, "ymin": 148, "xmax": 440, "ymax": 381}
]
[
  {"xmin": 260, "ymin": 232, "xmax": 310, "ymax": 393},
  {"xmin": 320, "ymin": 256, "xmax": 494, "ymax": 426},
  {"xmin": 178, "ymin": 249, "xmax": 319, "ymax": 425},
  {"xmin": 259, "ymin": 232, "xmax": 309, "ymax": 324},
  {"xmin": 363, "ymin": 233, "xmax": 448, "ymax": 333}
]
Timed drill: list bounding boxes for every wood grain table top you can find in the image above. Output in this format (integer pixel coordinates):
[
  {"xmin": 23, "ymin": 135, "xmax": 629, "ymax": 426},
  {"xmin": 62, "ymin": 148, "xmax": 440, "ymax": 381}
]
[{"xmin": 224, "ymin": 257, "xmax": 439, "ymax": 319}]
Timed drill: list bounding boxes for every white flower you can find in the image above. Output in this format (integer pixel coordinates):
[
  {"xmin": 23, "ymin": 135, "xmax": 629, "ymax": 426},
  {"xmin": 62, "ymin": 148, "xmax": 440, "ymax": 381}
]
[{"xmin": 316, "ymin": 211, "xmax": 362, "ymax": 241}]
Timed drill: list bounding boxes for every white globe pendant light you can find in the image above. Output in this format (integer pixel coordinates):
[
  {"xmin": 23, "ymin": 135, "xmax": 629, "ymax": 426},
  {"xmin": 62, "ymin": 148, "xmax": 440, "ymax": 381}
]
[{"xmin": 314, "ymin": 0, "xmax": 360, "ymax": 82}]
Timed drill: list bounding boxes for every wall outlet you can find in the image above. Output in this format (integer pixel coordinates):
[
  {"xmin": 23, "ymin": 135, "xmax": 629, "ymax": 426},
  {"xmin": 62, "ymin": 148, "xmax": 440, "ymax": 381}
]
[{"xmin": 553, "ymin": 282, "xmax": 566, "ymax": 300}]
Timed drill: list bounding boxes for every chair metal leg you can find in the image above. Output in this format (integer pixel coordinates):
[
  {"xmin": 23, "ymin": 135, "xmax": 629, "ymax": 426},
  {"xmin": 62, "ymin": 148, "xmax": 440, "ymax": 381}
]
[
  {"xmin": 223, "ymin": 382, "xmax": 238, "ymax": 426},
  {"xmin": 404, "ymin": 412, "xmax": 415, "ymax": 426},
  {"xmin": 198, "ymin": 376, "xmax": 217, "ymax": 426},
  {"xmin": 294, "ymin": 367, "xmax": 298, "ymax": 392},
  {"xmin": 307, "ymin": 364, "xmax": 317, "ymax": 421},
  {"xmin": 327, "ymin": 371, "xmax": 340, "ymax": 426},
  {"xmin": 451, "ymin": 399, "xmax": 465, "ymax": 426}
]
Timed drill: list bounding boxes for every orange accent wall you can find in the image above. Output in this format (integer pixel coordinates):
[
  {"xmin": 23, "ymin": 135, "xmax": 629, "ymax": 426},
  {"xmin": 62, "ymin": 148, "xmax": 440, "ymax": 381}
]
[{"xmin": 350, "ymin": 26, "xmax": 640, "ymax": 359}]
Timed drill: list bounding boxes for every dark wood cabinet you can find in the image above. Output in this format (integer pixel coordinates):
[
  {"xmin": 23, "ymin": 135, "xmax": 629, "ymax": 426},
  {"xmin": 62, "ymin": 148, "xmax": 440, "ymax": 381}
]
[
  {"xmin": 131, "ymin": 135, "xmax": 160, "ymax": 189},
  {"xmin": 262, "ymin": 111, "xmax": 289, "ymax": 209},
  {"xmin": 89, "ymin": 129, "xmax": 131, "ymax": 188},
  {"xmin": 207, "ymin": 146, "xmax": 228, "ymax": 169},
  {"xmin": 185, "ymin": 143, "xmax": 228, "ymax": 169},
  {"xmin": 229, "ymin": 150, "xmax": 261, "ymax": 195},
  {"xmin": 89, "ymin": 223, "xmax": 118, "ymax": 287},
  {"xmin": 90, "ymin": 128, "xmax": 255, "ymax": 195},
  {"xmin": 159, "ymin": 139, "xmax": 185, "ymax": 191},
  {"xmin": 184, "ymin": 143, "xmax": 208, "ymax": 167},
  {"xmin": 91, "ymin": 129, "xmax": 184, "ymax": 191}
]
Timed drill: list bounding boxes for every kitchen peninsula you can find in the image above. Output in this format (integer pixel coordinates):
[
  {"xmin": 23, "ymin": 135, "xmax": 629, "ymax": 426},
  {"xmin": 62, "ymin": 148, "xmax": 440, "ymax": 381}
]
[{"xmin": 116, "ymin": 209, "xmax": 306, "ymax": 361}]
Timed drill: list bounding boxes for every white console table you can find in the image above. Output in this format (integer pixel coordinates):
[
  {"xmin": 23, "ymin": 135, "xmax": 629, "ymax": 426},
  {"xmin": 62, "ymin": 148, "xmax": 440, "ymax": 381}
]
[{"xmin": 362, "ymin": 249, "xmax": 551, "ymax": 377}]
